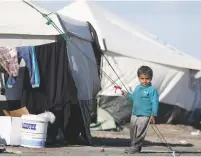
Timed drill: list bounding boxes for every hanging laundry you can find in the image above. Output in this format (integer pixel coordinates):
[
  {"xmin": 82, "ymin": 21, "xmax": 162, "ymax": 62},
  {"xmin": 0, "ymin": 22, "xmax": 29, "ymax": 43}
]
[
  {"xmin": 21, "ymin": 40, "xmax": 89, "ymax": 145},
  {"xmin": 21, "ymin": 40, "xmax": 75, "ymax": 115},
  {"xmin": 7, "ymin": 46, "xmax": 40, "ymax": 88},
  {"xmin": 0, "ymin": 47, "xmax": 19, "ymax": 77}
]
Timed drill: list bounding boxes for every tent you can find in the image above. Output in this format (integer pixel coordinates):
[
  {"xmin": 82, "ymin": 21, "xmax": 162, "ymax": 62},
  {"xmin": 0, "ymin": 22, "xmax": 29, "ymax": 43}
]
[
  {"xmin": 58, "ymin": 0, "xmax": 201, "ymax": 126},
  {"xmin": 0, "ymin": 1, "xmax": 101, "ymax": 144}
]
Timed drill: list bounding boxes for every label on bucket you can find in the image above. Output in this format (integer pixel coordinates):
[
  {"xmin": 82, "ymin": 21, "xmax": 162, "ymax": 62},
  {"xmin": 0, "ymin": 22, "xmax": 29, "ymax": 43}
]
[
  {"xmin": 22, "ymin": 123, "xmax": 36, "ymax": 130},
  {"xmin": 21, "ymin": 120, "xmax": 48, "ymax": 134}
]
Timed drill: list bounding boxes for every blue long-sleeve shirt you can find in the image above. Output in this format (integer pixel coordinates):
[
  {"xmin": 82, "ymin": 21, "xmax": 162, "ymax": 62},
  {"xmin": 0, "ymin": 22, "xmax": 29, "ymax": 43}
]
[{"xmin": 126, "ymin": 84, "xmax": 159, "ymax": 117}]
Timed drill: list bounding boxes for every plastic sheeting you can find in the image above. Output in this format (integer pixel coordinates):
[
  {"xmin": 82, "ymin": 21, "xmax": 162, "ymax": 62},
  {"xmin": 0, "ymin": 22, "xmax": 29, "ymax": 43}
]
[
  {"xmin": 59, "ymin": 14, "xmax": 101, "ymax": 143},
  {"xmin": 98, "ymin": 96, "xmax": 132, "ymax": 125},
  {"xmin": 59, "ymin": 7, "xmax": 101, "ymax": 100},
  {"xmin": 66, "ymin": 37, "xmax": 101, "ymax": 144},
  {"xmin": 67, "ymin": 37, "xmax": 101, "ymax": 100},
  {"xmin": 58, "ymin": 14, "xmax": 92, "ymax": 42}
]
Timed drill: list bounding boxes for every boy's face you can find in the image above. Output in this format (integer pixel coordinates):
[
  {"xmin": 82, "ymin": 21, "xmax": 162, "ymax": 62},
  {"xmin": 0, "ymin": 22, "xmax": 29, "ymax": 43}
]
[{"xmin": 138, "ymin": 74, "xmax": 152, "ymax": 86}]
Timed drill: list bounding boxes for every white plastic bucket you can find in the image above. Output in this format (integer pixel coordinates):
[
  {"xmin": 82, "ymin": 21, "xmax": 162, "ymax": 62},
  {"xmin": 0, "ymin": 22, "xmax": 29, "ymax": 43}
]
[{"xmin": 21, "ymin": 114, "xmax": 48, "ymax": 148}]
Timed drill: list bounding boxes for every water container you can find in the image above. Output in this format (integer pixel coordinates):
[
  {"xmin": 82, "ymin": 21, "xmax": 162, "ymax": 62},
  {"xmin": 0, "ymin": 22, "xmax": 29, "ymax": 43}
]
[{"xmin": 21, "ymin": 114, "xmax": 48, "ymax": 148}]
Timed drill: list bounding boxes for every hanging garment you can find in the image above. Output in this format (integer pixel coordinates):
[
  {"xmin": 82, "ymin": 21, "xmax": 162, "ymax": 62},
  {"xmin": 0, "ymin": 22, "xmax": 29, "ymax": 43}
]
[
  {"xmin": 7, "ymin": 46, "xmax": 40, "ymax": 88},
  {"xmin": 21, "ymin": 40, "xmax": 75, "ymax": 114},
  {"xmin": 0, "ymin": 47, "xmax": 19, "ymax": 77}
]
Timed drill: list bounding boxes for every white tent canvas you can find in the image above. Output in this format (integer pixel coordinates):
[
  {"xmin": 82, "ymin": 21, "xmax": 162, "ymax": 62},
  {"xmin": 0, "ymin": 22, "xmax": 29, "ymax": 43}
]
[{"xmin": 58, "ymin": 0, "xmax": 201, "ymax": 124}]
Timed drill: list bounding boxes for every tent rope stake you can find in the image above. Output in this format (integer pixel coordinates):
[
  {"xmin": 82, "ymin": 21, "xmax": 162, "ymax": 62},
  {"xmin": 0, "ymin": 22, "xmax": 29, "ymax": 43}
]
[{"xmin": 23, "ymin": 1, "xmax": 176, "ymax": 156}]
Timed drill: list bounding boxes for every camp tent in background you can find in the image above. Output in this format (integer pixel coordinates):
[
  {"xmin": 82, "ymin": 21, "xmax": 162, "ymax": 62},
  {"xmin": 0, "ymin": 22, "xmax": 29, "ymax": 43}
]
[
  {"xmin": 58, "ymin": 0, "xmax": 201, "ymax": 127},
  {"xmin": 0, "ymin": 0, "xmax": 101, "ymax": 144}
]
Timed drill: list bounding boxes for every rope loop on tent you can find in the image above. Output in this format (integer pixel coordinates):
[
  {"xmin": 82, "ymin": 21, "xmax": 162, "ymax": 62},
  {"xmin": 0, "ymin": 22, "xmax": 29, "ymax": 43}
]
[{"xmin": 42, "ymin": 14, "xmax": 70, "ymax": 41}]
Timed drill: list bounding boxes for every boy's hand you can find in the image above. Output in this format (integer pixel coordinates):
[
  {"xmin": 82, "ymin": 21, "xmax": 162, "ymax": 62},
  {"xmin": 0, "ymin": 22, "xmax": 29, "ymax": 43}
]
[{"xmin": 150, "ymin": 116, "xmax": 155, "ymax": 124}]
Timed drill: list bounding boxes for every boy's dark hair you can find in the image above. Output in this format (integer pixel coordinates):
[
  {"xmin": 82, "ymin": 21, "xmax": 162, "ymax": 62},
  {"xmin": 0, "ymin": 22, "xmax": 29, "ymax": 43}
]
[{"xmin": 137, "ymin": 66, "xmax": 153, "ymax": 78}]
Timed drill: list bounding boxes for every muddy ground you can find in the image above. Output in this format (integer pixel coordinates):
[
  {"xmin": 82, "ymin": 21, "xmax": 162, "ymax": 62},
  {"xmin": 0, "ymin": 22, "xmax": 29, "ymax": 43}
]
[{"xmin": 1, "ymin": 124, "xmax": 201, "ymax": 156}]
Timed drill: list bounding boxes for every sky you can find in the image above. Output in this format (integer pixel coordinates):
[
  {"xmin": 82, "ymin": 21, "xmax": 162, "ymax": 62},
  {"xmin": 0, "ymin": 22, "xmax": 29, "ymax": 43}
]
[{"xmin": 32, "ymin": 1, "xmax": 201, "ymax": 60}]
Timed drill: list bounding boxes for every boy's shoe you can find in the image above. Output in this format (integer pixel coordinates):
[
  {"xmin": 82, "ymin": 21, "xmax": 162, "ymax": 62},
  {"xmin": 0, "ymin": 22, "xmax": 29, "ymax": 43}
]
[{"xmin": 124, "ymin": 146, "xmax": 140, "ymax": 154}]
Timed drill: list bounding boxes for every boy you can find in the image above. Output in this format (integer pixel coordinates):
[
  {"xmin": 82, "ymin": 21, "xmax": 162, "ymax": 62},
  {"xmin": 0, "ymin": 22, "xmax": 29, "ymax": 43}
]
[{"xmin": 124, "ymin": 65, "xmax": 159, "ymax": 154}]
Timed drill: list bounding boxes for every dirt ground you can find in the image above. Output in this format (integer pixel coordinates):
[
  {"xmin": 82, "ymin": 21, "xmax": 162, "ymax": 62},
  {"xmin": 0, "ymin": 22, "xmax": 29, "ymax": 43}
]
[{"xmin": 1, "ymin": 124, "xmax": 201, "ymax": 156}]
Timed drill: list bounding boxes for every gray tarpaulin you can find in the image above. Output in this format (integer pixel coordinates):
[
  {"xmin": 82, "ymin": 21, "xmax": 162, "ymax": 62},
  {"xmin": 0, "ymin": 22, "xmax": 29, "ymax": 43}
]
[
  {"xmin": 66, "ymin": 37, "xmax": 101, "ymax": 143},
  {"xmin": 59, "ymin": 15, "xmax": 101, "ymax": 143}
]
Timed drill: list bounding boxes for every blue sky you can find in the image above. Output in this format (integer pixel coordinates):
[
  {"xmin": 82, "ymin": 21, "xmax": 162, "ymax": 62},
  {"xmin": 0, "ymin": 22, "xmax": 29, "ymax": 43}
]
[{"xmin": 33, "ymin": 1, "xmax": 201, "ymax": 60}]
